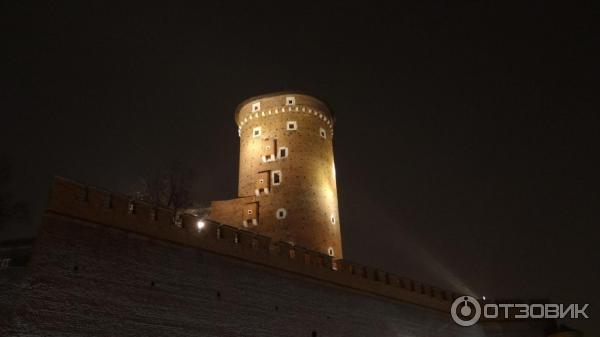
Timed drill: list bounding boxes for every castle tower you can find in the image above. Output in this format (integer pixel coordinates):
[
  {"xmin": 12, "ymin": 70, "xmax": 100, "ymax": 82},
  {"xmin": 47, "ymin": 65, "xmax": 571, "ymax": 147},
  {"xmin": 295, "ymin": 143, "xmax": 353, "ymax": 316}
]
[{"xmin": 209, "ymin": 92, "xmax": 342, "ymax": 258}]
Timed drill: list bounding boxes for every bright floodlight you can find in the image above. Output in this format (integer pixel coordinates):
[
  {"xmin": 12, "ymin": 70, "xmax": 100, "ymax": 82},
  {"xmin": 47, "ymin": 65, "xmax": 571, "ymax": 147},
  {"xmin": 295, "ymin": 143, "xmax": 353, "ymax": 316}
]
[{"xmin": 196, "ymin": 220, "xmax": 205, "ymax": 230}]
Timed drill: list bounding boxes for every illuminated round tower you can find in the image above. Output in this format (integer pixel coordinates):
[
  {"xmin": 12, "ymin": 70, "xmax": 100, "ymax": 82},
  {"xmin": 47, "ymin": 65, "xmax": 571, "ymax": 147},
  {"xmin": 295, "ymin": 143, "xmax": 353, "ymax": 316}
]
[{"xmin": 209, "ymin": 92, "xmax": 342, "ymax": 258}]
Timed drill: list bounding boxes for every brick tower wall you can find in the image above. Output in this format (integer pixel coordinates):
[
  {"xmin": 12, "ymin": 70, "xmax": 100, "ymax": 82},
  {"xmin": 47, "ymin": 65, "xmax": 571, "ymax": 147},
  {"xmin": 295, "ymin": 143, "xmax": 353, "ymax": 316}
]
[{"xmin": 210, "ymin": 92, "xmax": 342, "ymax": 258}]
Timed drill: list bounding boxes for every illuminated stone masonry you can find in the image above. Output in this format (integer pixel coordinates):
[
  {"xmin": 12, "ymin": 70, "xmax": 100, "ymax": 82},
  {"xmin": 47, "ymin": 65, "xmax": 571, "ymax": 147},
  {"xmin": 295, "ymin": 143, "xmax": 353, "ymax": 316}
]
[
  {"xmin": 210, "ymin": 92, "xmax": 342, "ymax": 259},
  {"xmin": 5, "ymin": 176, "xmax": 554, "ymax": 337},
  {"xmin": 237, "ymin": 104, "xmax": 334, "ymax": 138},
  {"xmin": 45, "ymin": 176, "xmax": 454, "ymax": 311}
]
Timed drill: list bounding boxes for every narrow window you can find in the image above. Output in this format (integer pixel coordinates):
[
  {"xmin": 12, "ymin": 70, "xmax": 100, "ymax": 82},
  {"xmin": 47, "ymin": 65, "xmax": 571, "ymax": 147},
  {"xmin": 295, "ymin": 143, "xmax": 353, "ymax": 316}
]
[
  {"xmin": 328, "ymin": 247, "xmax": 335, "ymax": 257},
  {"xmin": 278, "ymin": 147, "xmax": 288, "ymax": 159},
  {"xmin": 248, "ymin": 209, "xmax": 253, "ymax": 215},
  {"xmin": 252, "ymin": 102, "xmax": 260, "ymax": 112},
  {"xmin": 285, "ymin": 96, "xmax": 296, "ymax": 105},
  {"xmin": 330, "ymin": 215, "xmax": 336, "ymax": 224},
  {"xmin": 243, "ymin": 218, "xmax": 257, "ymax": 227},
  {"xmin": 272, "ymin": 170, "xmax": 282, "ymax": 185},
  {"xmin": 276, "ymin": 208, "xmax": 287, "ymax": 219},
  {"xmin": 253, "ymin": 127, "xmax": 261, "ymax": 138},
  {"xmin": 286, "ymin": 121, "xmax": 297, "ymax": 131},
  {"xmin": 320, "ymin": 128, "xmax": 327, "ymax": 139},
  {"xmin": 128, "ymin": 200, "xmax": 136, "ymax": 214},
  {"xmin": 173, "ymin": 213, "xmax": 183, "ymax": 227}
]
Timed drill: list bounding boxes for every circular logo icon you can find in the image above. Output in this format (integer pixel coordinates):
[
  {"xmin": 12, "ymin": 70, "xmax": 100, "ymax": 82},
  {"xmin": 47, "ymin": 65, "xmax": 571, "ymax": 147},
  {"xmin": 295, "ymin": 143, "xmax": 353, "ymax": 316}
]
[{"xmin": 451, "ymin": 296, "xmax": 481, "ymax": 326}]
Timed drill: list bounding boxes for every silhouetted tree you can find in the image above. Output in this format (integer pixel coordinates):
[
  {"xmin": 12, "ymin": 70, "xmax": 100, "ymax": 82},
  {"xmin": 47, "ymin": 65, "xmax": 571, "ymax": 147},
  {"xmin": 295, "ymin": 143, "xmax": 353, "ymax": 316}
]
[
  {"xmin": 132, "ymin": 161, "xmax": 198, "ymax": 211},
  {"xmin": 0, "ymin": 156, "xmax": 29, "ymax": 231}
]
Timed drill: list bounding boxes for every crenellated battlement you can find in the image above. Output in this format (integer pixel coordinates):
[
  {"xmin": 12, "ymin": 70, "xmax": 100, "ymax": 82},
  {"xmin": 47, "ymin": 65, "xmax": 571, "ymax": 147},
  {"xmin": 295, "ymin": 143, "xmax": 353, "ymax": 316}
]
[{"xmin": 45, "ymin": 176, "xmax": 459, "ymax": 312}]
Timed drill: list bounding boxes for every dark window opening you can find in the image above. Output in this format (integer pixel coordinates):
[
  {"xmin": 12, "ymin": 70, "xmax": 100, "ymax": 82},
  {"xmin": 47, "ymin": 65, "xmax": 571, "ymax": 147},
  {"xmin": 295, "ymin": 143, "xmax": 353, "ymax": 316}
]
[
  {"xmin": 279, "ymin": 148, "xmax": 288, "ymax": 158},
  {"xmin": 128, "ymin": 201, "xmax": 136, "ymax": 214},
  {"xmin": 328, "ymin": 248, "xmax": 334, "ymax": 256}
]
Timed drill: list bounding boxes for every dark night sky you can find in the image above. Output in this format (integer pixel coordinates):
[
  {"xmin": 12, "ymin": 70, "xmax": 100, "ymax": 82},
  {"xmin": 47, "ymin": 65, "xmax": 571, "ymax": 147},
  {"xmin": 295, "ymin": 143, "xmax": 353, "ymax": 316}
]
[{"xmin": 2, "ymin": 1, "xmax": 599, "ymax": 333}]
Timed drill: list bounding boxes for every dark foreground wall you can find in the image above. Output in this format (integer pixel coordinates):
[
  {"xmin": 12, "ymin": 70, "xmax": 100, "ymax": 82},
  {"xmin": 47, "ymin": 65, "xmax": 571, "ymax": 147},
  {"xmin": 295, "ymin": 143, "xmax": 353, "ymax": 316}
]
[
  {"xmin": 5, "ymin": 214, "xmax": 553, "ymax": 337},
  {"xmin": 1, "ymin": 239, "xmax": 32, "ymax": 336},
  {"xmin": 1, "ymin": 263, "xmax": 28, "ymax": 336}
]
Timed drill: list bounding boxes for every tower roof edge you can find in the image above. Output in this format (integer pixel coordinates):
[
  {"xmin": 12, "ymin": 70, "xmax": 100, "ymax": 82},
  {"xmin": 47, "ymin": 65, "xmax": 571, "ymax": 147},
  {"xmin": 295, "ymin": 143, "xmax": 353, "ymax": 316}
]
[{"xmin": 234, "ymin": 91, "xmax": 335, "ymax": 126}]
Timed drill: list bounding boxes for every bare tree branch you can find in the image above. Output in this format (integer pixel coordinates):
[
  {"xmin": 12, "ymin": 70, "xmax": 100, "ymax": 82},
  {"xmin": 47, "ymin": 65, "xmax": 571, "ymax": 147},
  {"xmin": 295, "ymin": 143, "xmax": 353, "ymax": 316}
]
[{"xmin": 130, "ymin": 161, "xmax": 198, "ymax": 212}]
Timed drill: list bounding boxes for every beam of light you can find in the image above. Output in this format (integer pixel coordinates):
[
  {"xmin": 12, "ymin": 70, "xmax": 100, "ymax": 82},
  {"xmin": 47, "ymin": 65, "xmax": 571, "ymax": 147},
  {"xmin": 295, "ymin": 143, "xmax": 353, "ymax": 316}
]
[{"xmin": 378, "ymin": 212, "xmax": 476, "ymax": 297}]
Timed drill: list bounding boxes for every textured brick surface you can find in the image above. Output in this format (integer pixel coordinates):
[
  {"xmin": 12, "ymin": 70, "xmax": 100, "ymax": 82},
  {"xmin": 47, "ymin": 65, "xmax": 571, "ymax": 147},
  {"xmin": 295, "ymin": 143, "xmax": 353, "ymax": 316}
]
[
  {"xmin": 210, "ymin": 92, "xmax": 342, "ymax": 258},
  {"xmin": 43, "ymin": 177, "xmax": 457, "ymax": 312},
  {"xmin": 7, "ymin": 215, "xmax": 553, "ymax": 337},
  {"xmin": 1, "ymin": 268, "xmax": 27, "ymax": 336}
]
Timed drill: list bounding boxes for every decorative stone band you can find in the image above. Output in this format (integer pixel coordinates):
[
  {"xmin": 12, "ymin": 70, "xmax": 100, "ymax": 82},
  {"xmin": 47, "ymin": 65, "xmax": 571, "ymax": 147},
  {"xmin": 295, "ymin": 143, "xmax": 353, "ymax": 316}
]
[
  {"xmin": 46, "ymin": 176, "xmax": 457, "ymax": 312},
  {"xmin": 237, "ymin": 105, "xmax": 334, "ymax": 138}
]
